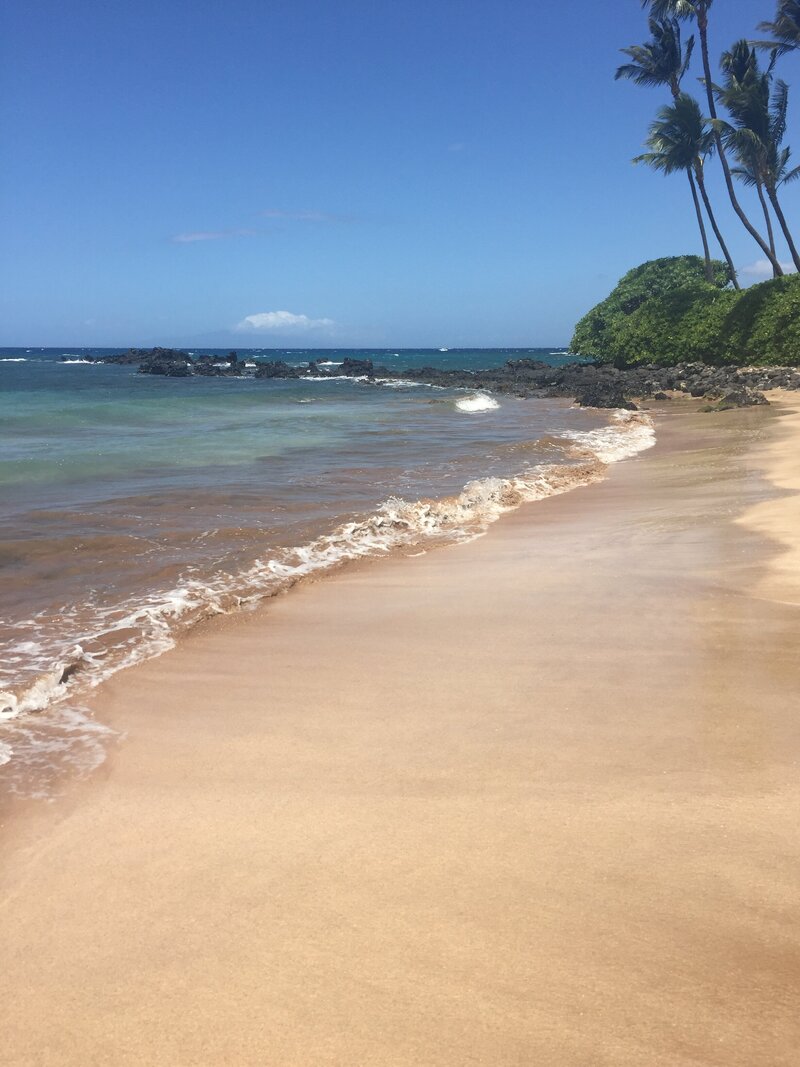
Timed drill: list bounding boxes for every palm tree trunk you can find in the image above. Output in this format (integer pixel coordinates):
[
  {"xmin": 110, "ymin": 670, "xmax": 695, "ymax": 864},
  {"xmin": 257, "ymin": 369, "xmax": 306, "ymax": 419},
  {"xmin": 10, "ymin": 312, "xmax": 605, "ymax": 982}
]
[
  {"xmin": 688, "ymin": 168, "xmax": 714, "ymax": 281},
  {"xmin": 766, "ymin": 183, "xmax": 800, "ymax": 272},
  {"xmin": 697, "ymin": 9, "xmax": 784, "ymax": 276},
  {"xmin": 756, "ymin": 182, "xmax": 777, "ymax": 261},
  {"xmin": 695, "ymin": 161, "xmax": 741, "ymax": 288}
]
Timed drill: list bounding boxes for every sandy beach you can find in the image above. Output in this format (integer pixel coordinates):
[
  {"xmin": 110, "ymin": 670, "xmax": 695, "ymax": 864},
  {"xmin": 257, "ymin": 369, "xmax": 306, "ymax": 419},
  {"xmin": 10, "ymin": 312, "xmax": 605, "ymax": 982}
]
[{"xmin": 2, "ymin": 398, "xmax": 800, "ymax": 1066}]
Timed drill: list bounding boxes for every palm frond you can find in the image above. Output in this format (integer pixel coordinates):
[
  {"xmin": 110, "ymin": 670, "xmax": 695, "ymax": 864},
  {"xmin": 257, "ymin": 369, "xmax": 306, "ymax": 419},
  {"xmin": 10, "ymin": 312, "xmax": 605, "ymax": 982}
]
[
  {"xmin": 755, "ymin": 2, "xmax": 800, "ymax": 56},
  {"xmin": 730, "ymin": 165, "xmax": 759, "ymax": 187},
  {"xmin": 771, "ymin": 79, "xmax": 789, "ymax": 145},
  {"xmin": 680, "ymin": 34, "xmax": 696, "ymax": 79},
  {"xmin": 616, "ymin": 18, "xmax": 693, "ymax": 92},
  {"xmin": 644, "ymin": 0, "xmax": 701, "ymax": 20}
]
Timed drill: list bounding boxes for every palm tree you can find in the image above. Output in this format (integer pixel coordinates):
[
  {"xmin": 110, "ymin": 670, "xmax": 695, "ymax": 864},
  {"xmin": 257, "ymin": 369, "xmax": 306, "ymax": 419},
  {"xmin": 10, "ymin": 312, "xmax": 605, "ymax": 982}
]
[
  {"xmin": 715, "ymin": 42, "xmax": 800, "ymax": 271},
  {"xmin": 644, "ymin": 1, "xmax": 784, "ymax": 276},
  {"xmin": 759, "ymin": 82, "xmax": 800, "ymax": 269},
  {"xmin": 616, "ymin": 17, "xmax": 694, "ymax": 99},
  {"xmin": 617, "ymin": 15, "xmax": 739, "ymax": 286},
  {"xmin": 756, "ymin": 1, "xmax": 800, "ymax": 59},
  {"xmin": 634, "ymin": 94, "xmax": 720, "ymax": 282},
  {"xmin": 729, "ymin": 152, "xmax": 778, "ymax": 257}
]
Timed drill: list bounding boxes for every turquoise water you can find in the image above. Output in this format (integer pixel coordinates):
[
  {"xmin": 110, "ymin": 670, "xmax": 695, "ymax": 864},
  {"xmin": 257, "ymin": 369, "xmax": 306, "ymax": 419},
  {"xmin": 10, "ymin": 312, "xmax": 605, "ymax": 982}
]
[{"xmin": 1, "ymin": 346, "xmax": 626, "ymax": 796}]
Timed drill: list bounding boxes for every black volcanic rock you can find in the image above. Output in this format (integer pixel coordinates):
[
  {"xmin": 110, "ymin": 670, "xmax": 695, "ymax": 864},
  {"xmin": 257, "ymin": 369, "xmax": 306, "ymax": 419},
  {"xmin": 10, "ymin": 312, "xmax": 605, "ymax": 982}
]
[
  {"xmin": 100, "ymin": 348, "xmax": 162, "ymax": 365},
  {"xmin": 712, "ymin": 387, "xmax": 769, "ymax": 409},
  {"xmin": 92, "ymin": 345, "xmax": 800, "ymax": 405},
  {"xmin": 137, "ymin": 348, "xmax": 194, "ymax": 377},
  {"xmin": 254, "ymin": 360, "xmax": 303, "ymax": 379},
  {"xmin": 574, "ymin": 382, "xmax": 638, "ymax": 410},
  {"xmin": 340, "ymin": 357, "xmax": 374, "ymax": 376}
]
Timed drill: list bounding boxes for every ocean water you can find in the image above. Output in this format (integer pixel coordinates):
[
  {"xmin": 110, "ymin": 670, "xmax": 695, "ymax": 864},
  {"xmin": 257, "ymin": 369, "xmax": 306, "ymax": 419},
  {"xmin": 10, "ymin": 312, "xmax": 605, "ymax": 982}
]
[{"xmin": 0, "ymin": 348, "xmax": 654, "ymax": 797}]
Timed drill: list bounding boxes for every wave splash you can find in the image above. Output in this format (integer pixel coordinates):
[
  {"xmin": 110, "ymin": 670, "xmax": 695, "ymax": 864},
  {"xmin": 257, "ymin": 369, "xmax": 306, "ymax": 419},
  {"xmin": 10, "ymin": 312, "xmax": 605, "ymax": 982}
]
[
  {"xmin": 455, "ymin": 392, "xmax": 500, "ymax": 413},
  {"xmin": 0, "ymin": 410, "xmax": 654, "ymax": 782}
]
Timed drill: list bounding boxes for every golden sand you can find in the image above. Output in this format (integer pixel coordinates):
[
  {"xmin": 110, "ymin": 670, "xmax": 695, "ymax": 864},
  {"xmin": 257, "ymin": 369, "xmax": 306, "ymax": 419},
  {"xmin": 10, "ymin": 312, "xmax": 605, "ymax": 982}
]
[{"xmin": 2, "ymin": 399, "xmax": 799, "ymax": 1066}]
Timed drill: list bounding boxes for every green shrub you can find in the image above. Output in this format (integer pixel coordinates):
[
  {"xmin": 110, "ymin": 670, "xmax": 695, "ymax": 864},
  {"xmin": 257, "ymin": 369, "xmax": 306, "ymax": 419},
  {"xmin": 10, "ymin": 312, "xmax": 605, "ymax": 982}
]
[
  {"xmin": 720, "ymin": 275, "xmax": 800, "ymax": 365},
  {"xmin": 570, "ymin": 256, "xmax": 800, "ymax": 366}
]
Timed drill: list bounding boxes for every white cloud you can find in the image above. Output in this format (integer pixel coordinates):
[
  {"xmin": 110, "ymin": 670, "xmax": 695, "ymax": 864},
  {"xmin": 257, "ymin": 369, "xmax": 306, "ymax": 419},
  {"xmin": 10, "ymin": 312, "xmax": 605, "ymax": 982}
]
[
  {"xmin": 171, "ymin": 229, "xmax": 255, "ymax": 243},
  {"xmin": 235, "ymin": 310, "xmax": 337, "ymax": 333},
  {"xmin": 740, "ymin": 259, "xmax": 796, "ymax": 279}
]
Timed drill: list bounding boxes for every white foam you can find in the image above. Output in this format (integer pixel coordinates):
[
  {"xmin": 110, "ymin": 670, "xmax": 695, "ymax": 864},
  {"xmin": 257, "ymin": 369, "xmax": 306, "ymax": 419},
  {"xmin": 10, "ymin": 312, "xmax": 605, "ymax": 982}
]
[
  {"xmin": 300, "ymin": 374, "xmax": 370, "ymax": 383},
  {"xmin": 0, "ymin": 703, "xmax": 114, "ymax": 798},
  {"xmin": 316, "ymin": 360, "xmax": 343, "ymax": 367},
  {"xmin": 60, "ymin": 359, "xmax": 95, "ymax": 365},
  {"xmin": 455, "ymin": 392, "xmax": 500, "ymax": 413},
  {"xmin": 1, "ymin": 407, "xmax": 655, "ymax": 785},
  {"xmin": 565, "ymin": 409, "xmax": 656, "ymax": 463},
  {"xmin": 0, "ymin": 358, "xmax": 27, "ymax": 362},
  {"xmin": 374, "ymin": 378, "xmax": 425, "ymax": 389}
]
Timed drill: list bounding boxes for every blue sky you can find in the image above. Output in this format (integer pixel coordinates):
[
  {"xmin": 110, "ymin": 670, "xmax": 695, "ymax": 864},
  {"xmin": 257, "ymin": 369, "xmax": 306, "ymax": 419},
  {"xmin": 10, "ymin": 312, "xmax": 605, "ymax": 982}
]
[{"xmin": 1, "ymin": 0, "xmax": 797, "ymax": 347}]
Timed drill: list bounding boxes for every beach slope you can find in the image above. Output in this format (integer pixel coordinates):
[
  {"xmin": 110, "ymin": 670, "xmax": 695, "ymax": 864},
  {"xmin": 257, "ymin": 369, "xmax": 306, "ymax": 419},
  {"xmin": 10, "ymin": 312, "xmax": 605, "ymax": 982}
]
[{"xmin": 2, "ymin": 401, "xmax": 800, "ymax": 1066}]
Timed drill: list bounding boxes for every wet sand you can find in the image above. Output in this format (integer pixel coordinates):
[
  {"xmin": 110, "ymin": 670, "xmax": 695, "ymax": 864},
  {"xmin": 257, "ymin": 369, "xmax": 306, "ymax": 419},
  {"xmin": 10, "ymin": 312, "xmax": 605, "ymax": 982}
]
[{"xmin": 2, "ymin": 399, "xmax": 800, "ymax": 1066}]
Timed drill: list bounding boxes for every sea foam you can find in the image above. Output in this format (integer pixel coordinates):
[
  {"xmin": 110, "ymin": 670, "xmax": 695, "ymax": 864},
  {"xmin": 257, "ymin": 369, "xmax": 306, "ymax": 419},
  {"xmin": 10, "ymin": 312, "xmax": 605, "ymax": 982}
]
[
  {"xmin": 455, "ymin": 392, "xmax": 500, "ymax": 413},
  {"xmin": 0, "ymin": 408, "xmax": 654, "ymax": 789}
]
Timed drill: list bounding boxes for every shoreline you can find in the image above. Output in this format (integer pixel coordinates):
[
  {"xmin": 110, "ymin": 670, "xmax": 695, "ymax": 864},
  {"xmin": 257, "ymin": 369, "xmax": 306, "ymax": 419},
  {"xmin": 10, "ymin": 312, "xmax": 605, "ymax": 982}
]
[
  {"xmin": 2, "ymin": 398, "xmax": 800, "ymax": 1064},
  {"xmin": 0, "ymin": 400, "xmax": 650, "ymax": 793},
  {"xmin": 93, "ymin": 346, "xmax": 800, "ymax": 409}
]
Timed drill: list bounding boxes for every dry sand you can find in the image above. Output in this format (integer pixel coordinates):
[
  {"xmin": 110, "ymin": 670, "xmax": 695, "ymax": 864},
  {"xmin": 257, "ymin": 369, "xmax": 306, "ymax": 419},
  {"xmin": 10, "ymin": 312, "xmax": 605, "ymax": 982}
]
[{"xmin": 2, "ymin": 399, "xmax": 799, "ymax": 1066}]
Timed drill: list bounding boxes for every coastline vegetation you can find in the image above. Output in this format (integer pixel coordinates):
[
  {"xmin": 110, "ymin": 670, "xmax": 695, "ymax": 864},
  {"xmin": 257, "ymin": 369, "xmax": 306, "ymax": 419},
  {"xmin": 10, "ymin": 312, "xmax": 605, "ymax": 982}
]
[
  {"xmin": 576, "ymin": 2, "xmax": 800, "ymax": 366},
  {"xmin": 571, "ymin": 255, "xmax": 800, "ymax": 366}
]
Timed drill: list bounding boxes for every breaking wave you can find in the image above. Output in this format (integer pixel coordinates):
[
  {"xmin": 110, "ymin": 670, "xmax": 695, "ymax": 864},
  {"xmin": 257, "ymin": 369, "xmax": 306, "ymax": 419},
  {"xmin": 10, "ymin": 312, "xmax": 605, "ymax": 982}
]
[
  {"xmin": 0, "ymin": 409, "xmax": 654, "ymax": 785},
  {"xmin": 455, "ymin": 392, "xmax": 500, "ymax": 413}
]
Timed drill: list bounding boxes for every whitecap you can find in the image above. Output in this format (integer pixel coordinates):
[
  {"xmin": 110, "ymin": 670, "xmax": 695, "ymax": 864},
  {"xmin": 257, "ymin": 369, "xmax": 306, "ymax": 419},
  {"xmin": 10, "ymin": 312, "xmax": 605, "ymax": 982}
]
[{"xmin": 455, "ymin": 392, "xmax": 500, "ymax": 413}]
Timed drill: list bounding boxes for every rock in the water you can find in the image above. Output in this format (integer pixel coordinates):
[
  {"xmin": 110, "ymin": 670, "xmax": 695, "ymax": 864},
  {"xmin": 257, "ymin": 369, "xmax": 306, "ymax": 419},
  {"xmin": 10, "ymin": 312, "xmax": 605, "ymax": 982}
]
[
  {"xmin": 719, "ymin": 387, "xmax": 769, "ymax": 407},
  {"xmin": 701, "ymin": 387, "xmax": 769, "ymax": 411},
  {"xmin": 340, "ymin": 357, "xmax": 374, "ymax": 376},
  {"xmin": 137, "ymin": 349, "xmax": 193, "ymax": 377},
  {"xmin": 254, "ymin": 360, "xmax": 302, "ymax": 379},
  {"xmin": 573, "ymin": 383, "xmax": 637, "ymax": 410}
]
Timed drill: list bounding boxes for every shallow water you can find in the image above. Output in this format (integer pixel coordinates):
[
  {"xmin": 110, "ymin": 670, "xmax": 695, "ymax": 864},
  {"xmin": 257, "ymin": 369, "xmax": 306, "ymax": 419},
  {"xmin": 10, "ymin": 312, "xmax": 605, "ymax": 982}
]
[{"xmin": 0, "ymin": 348, "xmax": 653, "ymax": 796}]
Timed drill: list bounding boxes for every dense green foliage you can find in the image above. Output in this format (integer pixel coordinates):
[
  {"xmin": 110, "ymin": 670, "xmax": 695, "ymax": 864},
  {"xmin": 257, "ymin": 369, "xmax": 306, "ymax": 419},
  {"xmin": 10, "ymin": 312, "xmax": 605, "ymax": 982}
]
[{"xmin": 570, "ymin": 255, "xmax": 800, "ymax": 365}]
